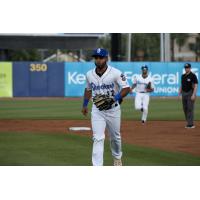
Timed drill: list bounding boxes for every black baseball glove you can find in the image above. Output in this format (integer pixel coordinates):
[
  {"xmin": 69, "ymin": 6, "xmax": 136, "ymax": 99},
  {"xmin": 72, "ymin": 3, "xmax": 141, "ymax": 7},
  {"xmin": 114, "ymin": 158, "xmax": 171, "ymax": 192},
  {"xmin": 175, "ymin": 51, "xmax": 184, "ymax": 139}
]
[
  {"xmin": 146, "ymin": 82, "xmax": 153, "ymax": 92},
  {"xmin": 93, "ymin": 94, "xmax": 115, "ymax": 111},
  {"xmin": 146, "ymin": 82, "xmax": 151, "ymax": 90}
]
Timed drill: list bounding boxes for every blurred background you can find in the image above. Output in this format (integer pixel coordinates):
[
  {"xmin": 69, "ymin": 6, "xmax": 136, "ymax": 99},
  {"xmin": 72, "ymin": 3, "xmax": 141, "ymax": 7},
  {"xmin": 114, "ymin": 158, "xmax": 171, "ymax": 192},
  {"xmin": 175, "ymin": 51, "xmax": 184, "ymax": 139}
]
[
  {"xmin": 1, "ymin": 33, "xmax": 200, "ymax": 97},
  {"xmin": 1, "ymin": 33, "xmax": 200, "ymax": 62}
]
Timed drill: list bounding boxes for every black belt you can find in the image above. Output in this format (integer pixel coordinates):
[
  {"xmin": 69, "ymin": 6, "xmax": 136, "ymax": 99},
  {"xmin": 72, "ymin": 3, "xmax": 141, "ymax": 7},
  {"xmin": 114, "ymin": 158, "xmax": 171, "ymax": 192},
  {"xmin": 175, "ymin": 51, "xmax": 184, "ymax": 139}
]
[
  {"xmin": 106, "ymin": 103, "xmax": 118, "ymax": 110},
  {"xmin": 139, "ymin": 92, "xmax": 146, "ymax": 93}
]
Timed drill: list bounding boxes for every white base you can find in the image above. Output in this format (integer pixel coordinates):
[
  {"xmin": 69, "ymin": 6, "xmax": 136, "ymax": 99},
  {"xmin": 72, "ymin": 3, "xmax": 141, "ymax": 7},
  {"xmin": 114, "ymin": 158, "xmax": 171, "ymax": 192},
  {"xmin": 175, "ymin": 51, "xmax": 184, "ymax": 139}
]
[{"xmin": 69, "ymin": 127, "xmax": 91, "ymax": 131}]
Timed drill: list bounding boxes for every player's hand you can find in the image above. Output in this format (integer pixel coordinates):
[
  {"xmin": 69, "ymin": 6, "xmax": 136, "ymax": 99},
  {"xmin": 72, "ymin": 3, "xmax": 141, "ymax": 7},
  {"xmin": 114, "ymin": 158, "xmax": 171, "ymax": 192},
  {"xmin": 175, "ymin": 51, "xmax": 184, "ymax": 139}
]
[
  {"xmin": 146, "ymin": 88, "xmax": 153, "ymax": 92},
  {"xmin": 178, "ymin": 95, "xmax": 182, "ymax": 100},
  {"xmin": 191, "ymin": 94, "xmax": 196, "ymax": 101},
  {"xmin": 81, "ymin": 107, "xmax": 88, "ymax": 116}
]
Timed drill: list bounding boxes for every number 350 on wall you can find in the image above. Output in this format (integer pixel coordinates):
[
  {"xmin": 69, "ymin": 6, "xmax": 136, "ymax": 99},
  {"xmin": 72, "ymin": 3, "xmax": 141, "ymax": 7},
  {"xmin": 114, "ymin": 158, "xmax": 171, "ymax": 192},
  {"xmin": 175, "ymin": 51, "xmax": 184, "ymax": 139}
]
[{"xmin": 30, "ymin": 64, "xmax": 48, "ymax": 72}]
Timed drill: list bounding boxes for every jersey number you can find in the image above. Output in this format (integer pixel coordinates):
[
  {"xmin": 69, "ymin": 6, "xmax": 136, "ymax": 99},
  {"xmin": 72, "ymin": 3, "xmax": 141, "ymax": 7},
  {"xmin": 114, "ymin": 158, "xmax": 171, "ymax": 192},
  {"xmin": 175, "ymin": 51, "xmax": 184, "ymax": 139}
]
[{"xmin": 107, "ymin": 90, "xmax": 115, "ymax": 97}]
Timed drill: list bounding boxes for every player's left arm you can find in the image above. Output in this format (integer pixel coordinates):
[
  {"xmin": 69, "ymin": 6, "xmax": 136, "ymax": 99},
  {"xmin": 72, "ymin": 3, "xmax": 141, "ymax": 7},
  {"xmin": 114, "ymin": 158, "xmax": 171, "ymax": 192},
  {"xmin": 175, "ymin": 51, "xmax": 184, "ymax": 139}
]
[
  {"xmin": 119, "ymin": 87, "xmax": 131, "ymax": 98},
  {"xmin": 191, "ymin": 84, "xmax": 198, "ymax": 100},
  {"xmin": 146, "ymin": 78, "xmax": 154, "ymax": 93},
  {"xmin": 191, "ymin": 74, "xmax": 198, "ymax": 101},
  {"xmin": 114, "ymin": 72, "xmax": 130, "ymax": 103},
  {"xmin": 191, "ymin": 84, "xmax": 198, "ymax": 101}
]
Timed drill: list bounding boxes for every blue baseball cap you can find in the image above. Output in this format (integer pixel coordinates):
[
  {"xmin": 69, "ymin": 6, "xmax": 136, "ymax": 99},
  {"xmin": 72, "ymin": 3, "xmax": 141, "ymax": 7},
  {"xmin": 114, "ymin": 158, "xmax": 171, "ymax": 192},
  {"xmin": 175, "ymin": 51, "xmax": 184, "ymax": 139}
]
[
  {"xmin": 141, "ymin": 65, "xmax": 148, "ymax": 70},
  {"xmin": 92, "ymin": 48, "xmax": 108, "ymax": 57},
  {"xmin": 184, "ymin": 63, "xmax": 191, "ymax": 68}
]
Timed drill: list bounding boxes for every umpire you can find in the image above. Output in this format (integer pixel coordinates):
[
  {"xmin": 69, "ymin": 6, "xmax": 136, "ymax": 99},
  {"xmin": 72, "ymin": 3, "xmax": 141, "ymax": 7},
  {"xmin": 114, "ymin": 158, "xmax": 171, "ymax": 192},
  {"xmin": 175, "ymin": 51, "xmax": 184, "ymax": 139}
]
[{"xmin": 179, "ymin": 63, "xmax": 198, "ymax": 128}]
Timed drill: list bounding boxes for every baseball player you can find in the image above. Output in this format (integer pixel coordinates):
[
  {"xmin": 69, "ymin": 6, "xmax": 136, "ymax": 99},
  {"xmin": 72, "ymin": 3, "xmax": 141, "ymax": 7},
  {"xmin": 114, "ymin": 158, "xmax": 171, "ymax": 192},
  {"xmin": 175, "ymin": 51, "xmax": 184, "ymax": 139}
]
[
  {"xmin": 81, "ymin": 48, "xmax": 130, "ymax": 166},
  {"xmin": 130, "ymin": 65, "xmax": 154, "ymax": 124}
]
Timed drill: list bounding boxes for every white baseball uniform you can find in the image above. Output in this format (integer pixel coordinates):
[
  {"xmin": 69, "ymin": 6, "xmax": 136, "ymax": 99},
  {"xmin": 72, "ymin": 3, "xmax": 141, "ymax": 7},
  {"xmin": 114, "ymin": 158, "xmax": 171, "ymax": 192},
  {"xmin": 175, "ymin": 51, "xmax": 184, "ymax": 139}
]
[
  {"xmin": 85, "ymin": 65, "xmax": 129, "ymax": 166},
  {"xmin": 133, "ymin": 75, "xmax": 154, "ymax": 122}
]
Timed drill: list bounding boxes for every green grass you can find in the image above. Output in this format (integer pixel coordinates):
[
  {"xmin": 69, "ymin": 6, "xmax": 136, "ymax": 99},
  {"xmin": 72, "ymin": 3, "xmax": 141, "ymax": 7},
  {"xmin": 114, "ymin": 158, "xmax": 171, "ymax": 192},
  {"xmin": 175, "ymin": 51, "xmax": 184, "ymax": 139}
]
[
  {"xmin": 0, "ymin": 98, "xmax": 200, "ymax": 166},
  {"xmin": 0, "ymin": 97, "xmax": 200, "ymax": 120},
  {"xmin": 0, "ymin": 132, "xmax": 200, "ymax": 166},
  {"xmin": 0, "ymin": 99, "xmax": 84, "ymax": 120},
  {"xmin": 122, "ymin": 97, "xmax": 200, "ymax": 120}
]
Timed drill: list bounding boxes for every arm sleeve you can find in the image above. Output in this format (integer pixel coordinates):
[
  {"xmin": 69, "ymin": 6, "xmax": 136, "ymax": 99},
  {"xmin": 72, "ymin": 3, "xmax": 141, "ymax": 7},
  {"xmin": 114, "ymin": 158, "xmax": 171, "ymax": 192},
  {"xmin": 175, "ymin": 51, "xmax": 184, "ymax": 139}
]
[{"xmin": 116, "ymin": 71, "xmax": 130, "ymax": 88}]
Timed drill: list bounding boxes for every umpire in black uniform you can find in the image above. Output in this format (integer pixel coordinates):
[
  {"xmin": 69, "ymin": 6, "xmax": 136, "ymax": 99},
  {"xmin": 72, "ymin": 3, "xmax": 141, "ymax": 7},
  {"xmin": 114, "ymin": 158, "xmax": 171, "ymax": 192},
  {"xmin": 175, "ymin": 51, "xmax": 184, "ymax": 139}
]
[{"xmin": 179, "ymin": 63, "xmax": 198, "ymax": 128}]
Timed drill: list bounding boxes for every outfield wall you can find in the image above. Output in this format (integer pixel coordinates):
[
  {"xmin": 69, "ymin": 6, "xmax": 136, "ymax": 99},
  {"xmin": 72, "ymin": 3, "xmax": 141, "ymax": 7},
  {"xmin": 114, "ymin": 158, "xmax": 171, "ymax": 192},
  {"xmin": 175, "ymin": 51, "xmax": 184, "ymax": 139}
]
[
  {"xmin": 0, "ymin": 62, "xmax": 199, "ymax": 97},
  {"xmin": 0, "ymin": 62, "xmax": 13, "ymax": 97},
  {"xmin": 13, "ymin": 62, "xmax": 64, "ymax": 97}
]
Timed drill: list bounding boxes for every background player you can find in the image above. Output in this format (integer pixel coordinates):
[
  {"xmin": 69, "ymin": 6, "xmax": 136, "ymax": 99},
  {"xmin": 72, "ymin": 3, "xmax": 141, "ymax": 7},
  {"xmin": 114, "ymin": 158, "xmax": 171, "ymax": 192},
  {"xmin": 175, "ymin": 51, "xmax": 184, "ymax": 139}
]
[
  {"xmin": 81, "ymin": 48, "xmax": 130, "ymax": 166},
  {"xmin": 130, "ymin": 65, "xmax": 154, "ymax": 124}
]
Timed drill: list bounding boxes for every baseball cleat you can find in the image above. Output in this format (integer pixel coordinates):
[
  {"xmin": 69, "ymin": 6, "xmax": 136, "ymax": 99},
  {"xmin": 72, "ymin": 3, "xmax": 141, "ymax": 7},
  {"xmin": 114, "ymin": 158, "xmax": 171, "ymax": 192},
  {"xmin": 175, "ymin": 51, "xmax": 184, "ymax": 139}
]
[
  {"xmin": 113, "ymin": 158, "xmax": 122, "ymax": 166},
  {"xmin": 185, "ymin": 125, "xmax": 195, "ymax": 129},
  {"xmin": 141, "ymin": 120, "xmax": 145, "ymax": 124}
]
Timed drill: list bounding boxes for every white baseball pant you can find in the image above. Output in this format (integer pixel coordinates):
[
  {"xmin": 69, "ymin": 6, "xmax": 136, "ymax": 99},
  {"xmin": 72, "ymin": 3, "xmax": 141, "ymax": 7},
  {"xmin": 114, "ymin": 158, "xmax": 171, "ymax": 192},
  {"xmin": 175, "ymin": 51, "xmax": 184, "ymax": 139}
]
[
  {"xmin": 135, "ymin": 92, "xmax": 150, "ymax": 122},
  {"xmin": 91, "ymin": 106, "xmax": 122, "ymax": 166}
]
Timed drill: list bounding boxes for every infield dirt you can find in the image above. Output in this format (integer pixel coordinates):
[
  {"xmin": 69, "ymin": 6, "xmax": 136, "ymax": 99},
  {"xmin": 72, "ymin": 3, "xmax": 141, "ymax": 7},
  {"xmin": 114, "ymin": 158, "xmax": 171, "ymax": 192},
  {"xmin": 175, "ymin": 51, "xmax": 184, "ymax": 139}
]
[{"xmin": 0, "ymin": 119, "xmax": 199, "ymax": 156}]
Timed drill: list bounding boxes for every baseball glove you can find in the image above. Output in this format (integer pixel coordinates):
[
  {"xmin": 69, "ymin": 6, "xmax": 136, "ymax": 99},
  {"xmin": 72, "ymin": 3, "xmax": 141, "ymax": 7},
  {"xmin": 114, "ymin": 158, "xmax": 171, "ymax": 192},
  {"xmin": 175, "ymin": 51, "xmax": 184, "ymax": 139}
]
[
  {"xmin": 146, "ymin": 82, "xmax": 151, "ymax": 90},
  {"xmin": 93, "ymin": 94, "xmax": 115, "ymax": 111}
]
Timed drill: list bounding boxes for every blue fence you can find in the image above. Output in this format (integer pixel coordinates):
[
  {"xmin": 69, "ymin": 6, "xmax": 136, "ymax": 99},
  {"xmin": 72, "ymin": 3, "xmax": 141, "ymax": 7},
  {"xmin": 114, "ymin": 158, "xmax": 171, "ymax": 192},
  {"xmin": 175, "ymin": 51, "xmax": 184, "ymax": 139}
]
[
  {"xmin": 1, "ymin": 61, "xmax": 198, "ymax": 97},
  {"xmin": 64, "ymin": 62, "xmax": 200, "ymax": 97},
  {"xmin": 13, "ymin": 62, "xmax": 64, "ymax": 97}
]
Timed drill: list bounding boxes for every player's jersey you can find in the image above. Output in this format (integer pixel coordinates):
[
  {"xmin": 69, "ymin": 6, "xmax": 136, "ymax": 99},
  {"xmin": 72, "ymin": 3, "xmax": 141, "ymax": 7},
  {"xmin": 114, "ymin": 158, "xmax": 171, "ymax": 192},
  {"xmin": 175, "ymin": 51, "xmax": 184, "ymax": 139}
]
[
  {"xmin": 86, "ymin": 65, "xmax": 129, "ymax": 98},
  {"xmin": 133, "ymin": 75, "xmax": 154, "ymax": 93}
]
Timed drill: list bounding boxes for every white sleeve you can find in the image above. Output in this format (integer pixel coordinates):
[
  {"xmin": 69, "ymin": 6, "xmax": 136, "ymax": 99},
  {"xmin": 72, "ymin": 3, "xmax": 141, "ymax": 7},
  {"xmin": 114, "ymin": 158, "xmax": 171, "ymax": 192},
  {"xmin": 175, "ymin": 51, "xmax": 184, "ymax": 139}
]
[
  {"xmin": 85, "ymin": 74, "xmax": 92, "ymax": 90},
  {"xmin": 133, "ymin": 76, "xmax": 137, "ymax": 85},
  {"xmin": 116, "ymin": 70, "xmax": 130, "ymax": 88}
]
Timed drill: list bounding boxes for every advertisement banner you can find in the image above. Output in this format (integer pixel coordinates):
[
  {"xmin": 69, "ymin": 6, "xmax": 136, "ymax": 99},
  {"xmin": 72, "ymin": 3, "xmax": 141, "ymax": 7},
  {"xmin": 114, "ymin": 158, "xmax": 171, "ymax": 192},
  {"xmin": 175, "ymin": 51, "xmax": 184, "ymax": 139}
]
[
  {"xmin": 65, "ymin": 62, "xmax": 94, "ymax": 97},
  {"xmin": 0, "ymin": 62, "xmax": 13, "ymax": 97},
  {"xmin": 64, "ymin": 62, "xmax": 200, "ymax": 97}
]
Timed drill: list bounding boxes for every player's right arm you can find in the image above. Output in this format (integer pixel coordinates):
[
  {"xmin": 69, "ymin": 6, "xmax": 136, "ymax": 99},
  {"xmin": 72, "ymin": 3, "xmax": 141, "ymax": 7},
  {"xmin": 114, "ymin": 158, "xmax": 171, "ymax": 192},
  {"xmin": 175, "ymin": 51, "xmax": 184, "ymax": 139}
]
[
  {"xmin": 130, "ymin": 77, "xmax": 137, "ymax": 94},
  {"xmin": 178, "ymin": 86, "xmax": 182, "ymax": 96},
  {"xmin": 81, "ymin": 88, "xmax": 92, "ymax": 116},
  {"xmin": 131, "ymin": 83, "xmax": 137, "ymax": 89},
  {"xmin": 178, "ymin": 75, "xmax": 183, "ymax": 96},
  {"xmin": 81, "ymin": 74, "xmax": 92, "ymax": 116}
]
